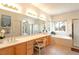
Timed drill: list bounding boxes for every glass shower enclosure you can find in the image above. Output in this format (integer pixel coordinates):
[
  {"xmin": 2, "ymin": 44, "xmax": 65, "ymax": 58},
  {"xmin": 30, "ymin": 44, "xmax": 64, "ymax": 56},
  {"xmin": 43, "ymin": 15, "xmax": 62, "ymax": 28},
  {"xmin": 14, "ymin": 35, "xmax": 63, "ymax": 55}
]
[{"xmin": 72, "ymin": 19, "xmax": 79, "ymax": 48}]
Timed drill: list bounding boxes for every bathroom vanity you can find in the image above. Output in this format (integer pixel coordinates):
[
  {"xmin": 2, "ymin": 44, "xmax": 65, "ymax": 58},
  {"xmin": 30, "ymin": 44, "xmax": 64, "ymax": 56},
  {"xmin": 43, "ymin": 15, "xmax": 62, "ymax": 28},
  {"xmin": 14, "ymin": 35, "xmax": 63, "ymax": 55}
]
[{"xmin": 0, "ymin": 33, "xmax": 52, "ymax": 55}]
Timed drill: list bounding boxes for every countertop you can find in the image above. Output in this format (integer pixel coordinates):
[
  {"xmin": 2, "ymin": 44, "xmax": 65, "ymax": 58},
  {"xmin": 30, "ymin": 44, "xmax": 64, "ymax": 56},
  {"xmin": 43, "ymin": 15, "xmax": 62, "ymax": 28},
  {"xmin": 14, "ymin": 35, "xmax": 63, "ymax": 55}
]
[{"xmin": 0, "ymin": 33, "xmax": 50, "ymax": 49}]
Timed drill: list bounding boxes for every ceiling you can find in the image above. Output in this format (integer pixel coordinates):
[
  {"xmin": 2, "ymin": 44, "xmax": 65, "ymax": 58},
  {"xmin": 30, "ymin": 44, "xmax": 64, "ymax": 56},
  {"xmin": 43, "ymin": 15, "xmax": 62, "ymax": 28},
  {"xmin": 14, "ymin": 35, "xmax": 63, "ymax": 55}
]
[{"xmin": 32, "ymin": 3, "xmax": 79, "ymax": 15}]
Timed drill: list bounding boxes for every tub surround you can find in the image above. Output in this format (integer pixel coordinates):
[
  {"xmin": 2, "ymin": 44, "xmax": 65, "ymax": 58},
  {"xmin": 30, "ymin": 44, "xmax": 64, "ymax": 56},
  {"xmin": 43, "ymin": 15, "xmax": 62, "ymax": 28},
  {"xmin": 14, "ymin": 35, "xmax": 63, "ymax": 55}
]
[{"xmin": 52, "ymin": 35, "xmax": 72, "ymax": 40}]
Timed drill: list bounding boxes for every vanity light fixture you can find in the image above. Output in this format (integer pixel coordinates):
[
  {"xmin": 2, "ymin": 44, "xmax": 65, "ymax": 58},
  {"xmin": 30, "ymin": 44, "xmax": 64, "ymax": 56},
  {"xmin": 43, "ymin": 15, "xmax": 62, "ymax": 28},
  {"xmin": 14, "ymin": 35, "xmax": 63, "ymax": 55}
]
[
  {"xmin": 0, "ymin": 3, "xmax": 18, "ymax": 11},
  {"xmin": 39, "ymin": 14, "xmax": 47, "ymax": 21},
  {"xmin": 26, "ymin": 9, "xmax": 38, "ymax": 18}
]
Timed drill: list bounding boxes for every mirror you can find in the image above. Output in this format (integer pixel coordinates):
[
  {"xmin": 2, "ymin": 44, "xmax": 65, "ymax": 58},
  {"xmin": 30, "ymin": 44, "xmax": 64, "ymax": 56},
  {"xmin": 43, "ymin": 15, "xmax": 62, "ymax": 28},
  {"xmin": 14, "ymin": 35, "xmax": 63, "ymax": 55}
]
[
  {"xmin": 21, "ymin": 16, "xmax": 44, "ymax": 35},
  {"xmin": 1, "ymin": 15, "xmax": 11, "ymax": 27},
  {"xmin": 0, "ymin": 15, "xmax": 11, "ymax": 35}
]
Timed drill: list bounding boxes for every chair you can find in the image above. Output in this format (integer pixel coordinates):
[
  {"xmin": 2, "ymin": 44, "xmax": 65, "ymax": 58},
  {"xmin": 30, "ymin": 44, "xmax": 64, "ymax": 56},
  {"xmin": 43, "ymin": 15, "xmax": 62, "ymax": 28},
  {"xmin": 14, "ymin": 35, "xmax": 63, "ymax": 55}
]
[{"xmin": 34, "ymin": 38, "xmax": 47, "ymax": 55}]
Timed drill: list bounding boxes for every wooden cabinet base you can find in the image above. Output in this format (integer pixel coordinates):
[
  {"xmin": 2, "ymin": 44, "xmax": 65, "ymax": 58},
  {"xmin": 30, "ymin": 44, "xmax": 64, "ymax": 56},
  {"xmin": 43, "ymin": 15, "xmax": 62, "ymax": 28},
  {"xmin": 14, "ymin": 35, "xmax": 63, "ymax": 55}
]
[
  {"xmin": 26, "ymin": 40, "xmax": 34, "ymax": 55},
  {"xmin": 0, "ymin": 35, "xmax": 52, "ymax": 55},
  {"xmin": 27, "ymin": 49, "xmax": 33, "ymax": 55},
  {"xmin": 46, "ymin": 36, "xmax": 52, "ymax": 45},
  {"xmin": 0, "ymin": 46, "xmax": 14, "ymax": 55},
  {"xmin": 15, "ymin": 42, "xmax": 27, "ymax": 55}
]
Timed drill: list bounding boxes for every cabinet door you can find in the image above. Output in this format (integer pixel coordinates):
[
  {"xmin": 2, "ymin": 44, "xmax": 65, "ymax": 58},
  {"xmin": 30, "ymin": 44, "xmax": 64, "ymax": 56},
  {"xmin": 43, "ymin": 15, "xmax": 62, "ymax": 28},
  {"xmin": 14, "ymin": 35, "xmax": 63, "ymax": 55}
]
[
  {"xmin": 15, "ymin": 42, "xmax": 27, "ymax": 55},
  {"xmin": 27, "ymin": 48, "xmax": 33, "ymax": 55},
  {"xmin": 46, "ymin": 36, "xmax": 52, "ymax": 46},
  {"xmin": 26, "ymin": 40, "xmax": 34, "ymax": 55},
  {"xmin": 42, "ymin": 37, "xmax": 47, "ymax": 47},
  {"xmin": 73, "ymin": 20, "xmax": 79, "ymax": 47},
  {"xmin": 0, "ymin": 46, "xmax": 14, "ymax": 55}
]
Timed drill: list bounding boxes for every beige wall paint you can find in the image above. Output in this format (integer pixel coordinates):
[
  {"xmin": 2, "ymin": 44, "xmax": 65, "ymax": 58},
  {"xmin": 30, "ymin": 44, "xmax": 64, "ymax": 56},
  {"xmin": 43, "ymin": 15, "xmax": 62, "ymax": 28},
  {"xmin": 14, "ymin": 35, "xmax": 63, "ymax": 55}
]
[{"xmin": 51, "ymin": 11, "xmax": 79, "ymax": 36}]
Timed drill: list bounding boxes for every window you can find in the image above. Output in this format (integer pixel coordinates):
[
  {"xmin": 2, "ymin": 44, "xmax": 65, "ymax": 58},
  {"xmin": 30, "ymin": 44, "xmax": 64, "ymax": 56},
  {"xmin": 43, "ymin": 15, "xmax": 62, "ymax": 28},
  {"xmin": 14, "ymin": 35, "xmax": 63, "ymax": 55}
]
[{"xmin": 54, "ymin": 21, "xmax": 66, "ymax": 31}]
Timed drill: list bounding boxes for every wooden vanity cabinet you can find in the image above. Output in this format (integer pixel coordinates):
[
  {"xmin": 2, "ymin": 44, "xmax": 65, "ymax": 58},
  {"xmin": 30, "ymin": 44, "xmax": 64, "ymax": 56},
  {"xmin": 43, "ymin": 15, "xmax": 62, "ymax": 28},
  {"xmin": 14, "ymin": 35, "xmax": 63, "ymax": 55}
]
[
  {"xmin": 42, "ymin": 37, "xmax": 47, "ymax": 47},
  {"xmin": 26, "ymin": 40, "xmax": 34, "ymax": 55},
  {"xmin": 0, "ymin": 35, "xmax": 52, "ymax": 55},
  {"xmin": 46, "ymin": 36, "xmax": 52, "ymax": 46},
  {"xmin": 42, "ymin": 36, "xmax": 52, "ymax": 47},
  {"xmin": 15, "ymin": 42, "xmax": 27, "ymax": 55},
  {"xmin": 0, "ymin": 41, "xmax": 34, "ymax": 55},
  {"xmin": 0, "ymin": 46, "xmax": 14, "ymax": 55}
]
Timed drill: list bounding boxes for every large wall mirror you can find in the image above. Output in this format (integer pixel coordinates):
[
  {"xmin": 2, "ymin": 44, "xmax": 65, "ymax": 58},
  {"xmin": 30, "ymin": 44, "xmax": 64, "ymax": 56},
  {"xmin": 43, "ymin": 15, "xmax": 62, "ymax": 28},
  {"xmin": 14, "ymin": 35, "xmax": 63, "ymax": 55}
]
[
  {"xmin": 21, "ymin": 16, "xmax": 44, "ymax": 35},
  {"xmin": 0, "ymin": 15, "xmax": 11, "ymax": 35},
  {"xmin": 1, "ymin": 15, "xmax": 11, "ymax": 27}
]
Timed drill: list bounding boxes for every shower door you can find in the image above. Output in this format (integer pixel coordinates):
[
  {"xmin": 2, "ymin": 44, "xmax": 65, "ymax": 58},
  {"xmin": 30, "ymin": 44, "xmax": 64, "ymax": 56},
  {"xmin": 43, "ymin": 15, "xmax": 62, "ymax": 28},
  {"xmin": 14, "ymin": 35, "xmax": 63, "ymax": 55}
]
[{"xmin": 73, "ymin": 19, "xmax": 79, "ymax": 47}]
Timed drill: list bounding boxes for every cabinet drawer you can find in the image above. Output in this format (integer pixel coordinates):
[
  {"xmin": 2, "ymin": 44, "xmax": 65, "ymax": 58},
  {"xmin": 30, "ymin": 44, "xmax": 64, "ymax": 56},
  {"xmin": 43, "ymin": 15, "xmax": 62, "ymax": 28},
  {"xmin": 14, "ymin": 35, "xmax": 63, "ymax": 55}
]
[{"xmin": 27, "ymin": 48, "xmax": 33, "ymax": 55}]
